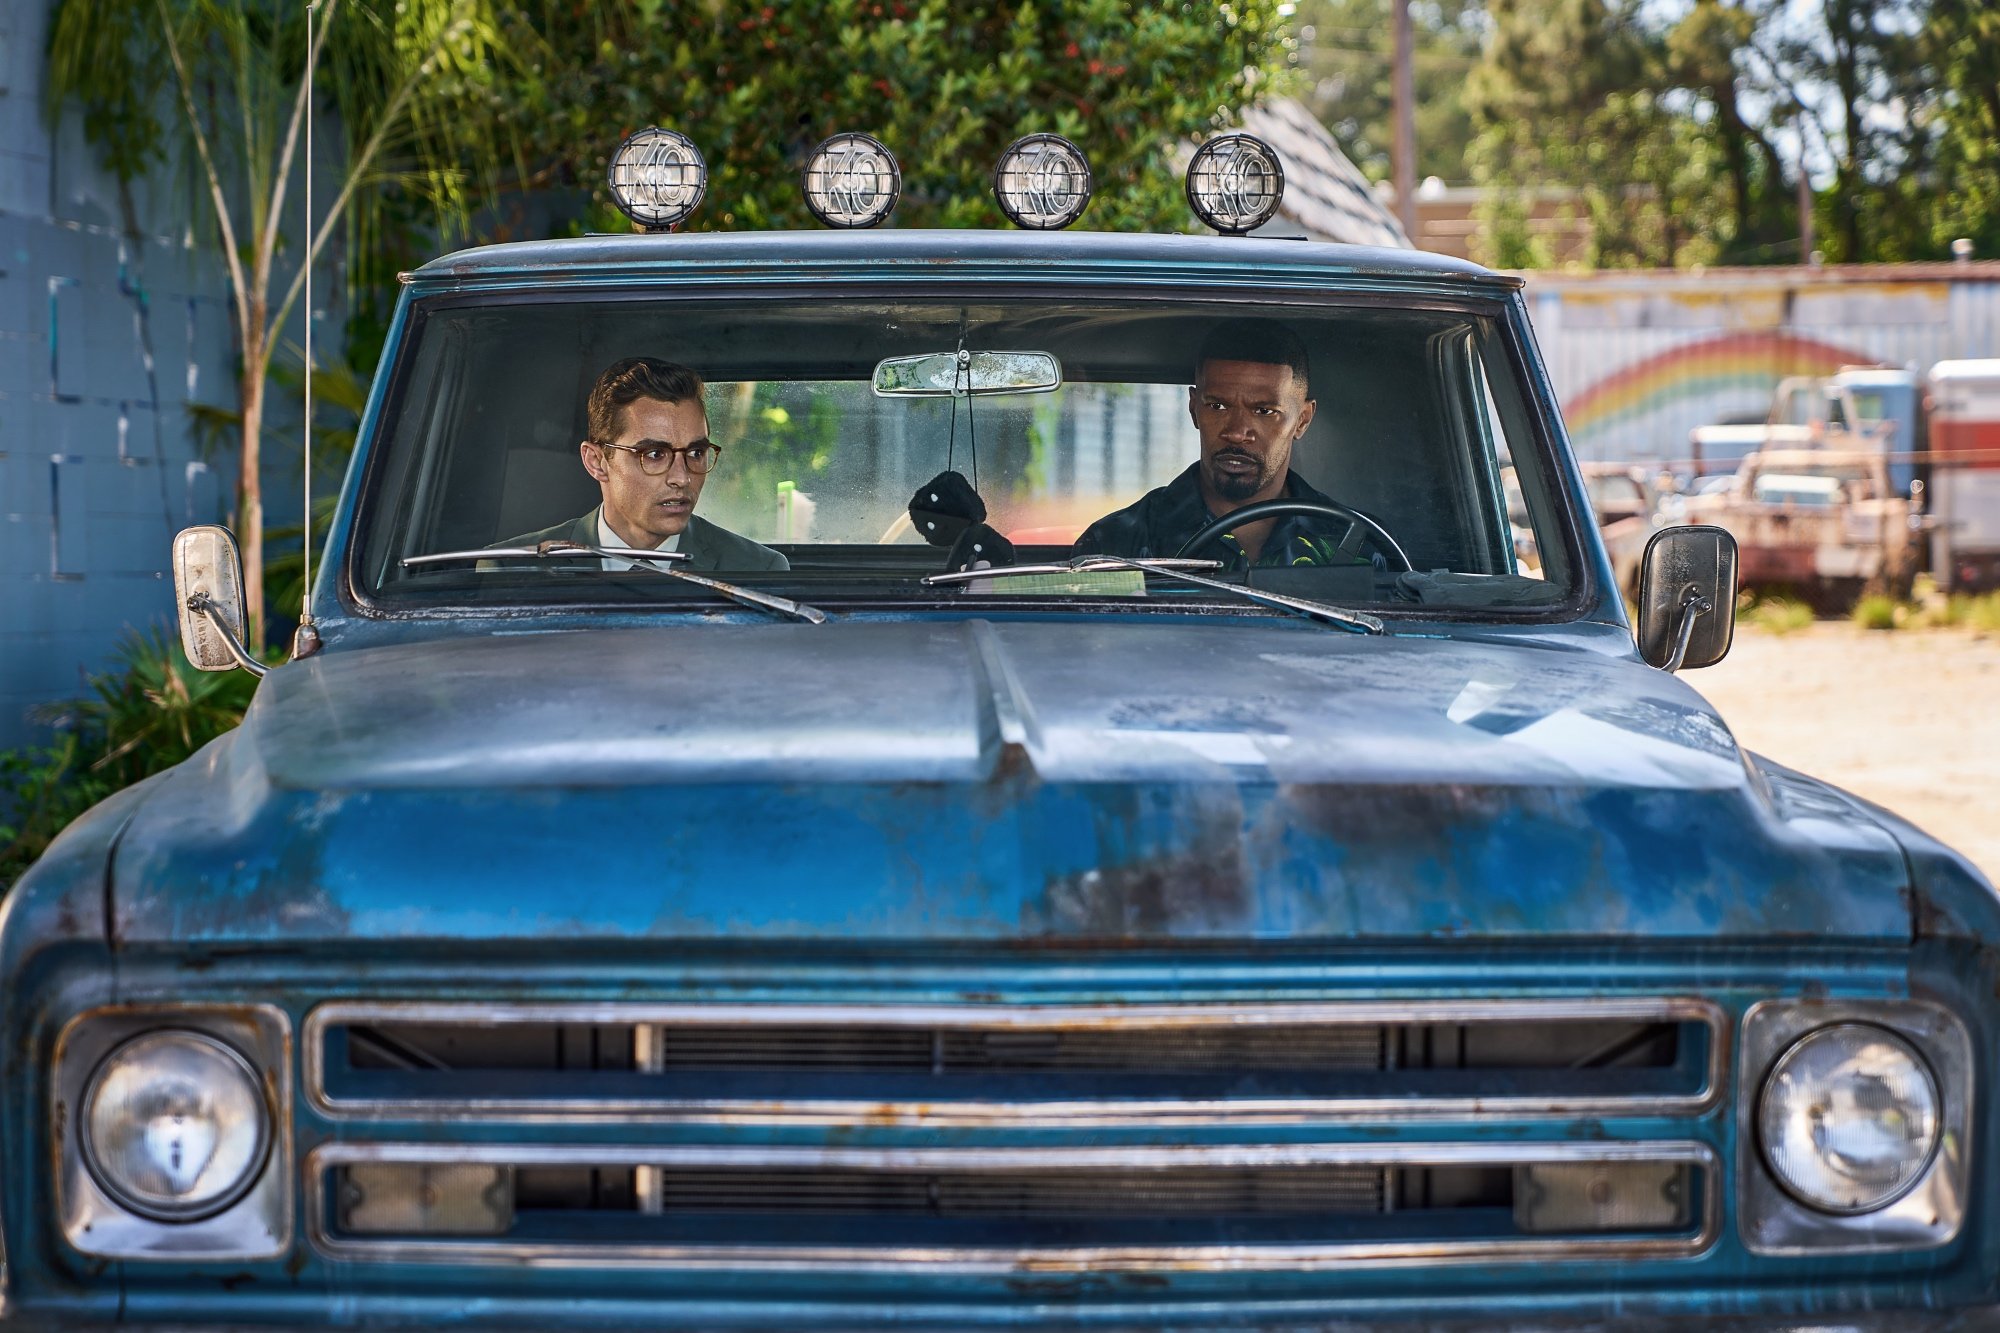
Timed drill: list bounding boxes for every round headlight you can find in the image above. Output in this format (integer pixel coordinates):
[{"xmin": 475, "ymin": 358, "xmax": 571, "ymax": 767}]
[
  {"xmin": 1185, "ymin": 132, "xmax": 1285, "ymax": 235},
  {"xmin": 606, "ymin": 127, "xmax": 707, "ymax": 232},
  {"xmin": 993, "ymin": 134, "xmax": 1093, "ymax": 230},
  {"xmin": 1758, "ymin": 1023, "xmax": 1940, "ymax": 1214},
  {"xmin": 803, "ymin": 132, "xmax": 900, "ymax": 228},
  {"xmin": 81, "ymin": 1030, "xmax": 272, "ymax": 1221}
]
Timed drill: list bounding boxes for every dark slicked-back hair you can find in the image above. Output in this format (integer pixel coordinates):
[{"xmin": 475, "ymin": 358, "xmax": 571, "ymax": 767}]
[
  {"xmin": 585, "ymin": 357, "xmax": 706, "ymax": 443},
  {"xmin": 1194, "ymin": 319, "xmax": 1312, "ymax": 397}
]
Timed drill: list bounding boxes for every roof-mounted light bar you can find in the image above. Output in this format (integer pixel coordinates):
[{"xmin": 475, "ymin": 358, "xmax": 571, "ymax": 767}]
[
  {"xmin": 802, "ymin": 132, "xmax": 901, "ymax": 229},
  {"xmin": 607, "ymin": 127, "xmax": 707, "ymax": 233},
  {"xmin": 1186, "ymin": 132, "xmax": 1285, "ymax": 236},
  {"xmin": 599, "ymin": 126, "xmax": 1286, "ymax": 238},
  {"xmin": 993, "ymin": 134, "xmax": 1093, "ymax": 230}
]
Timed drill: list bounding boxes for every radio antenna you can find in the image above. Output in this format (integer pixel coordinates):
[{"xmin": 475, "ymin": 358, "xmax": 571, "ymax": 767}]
[{"xmin": 294, "ymin": 0, "xmax": 323, "ymax": 659}]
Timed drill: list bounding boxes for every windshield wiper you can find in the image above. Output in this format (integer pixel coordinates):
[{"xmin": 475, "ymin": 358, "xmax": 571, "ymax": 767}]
[
  {"xmin": 924, "ymin": 554, "xmax": 1384, "ymax": 635},
  {"xmin": 402, "ymin": 540, "xmax": 692, "ymax": 568},
  {"xmin": 401, "ymin": 540, "xmax": 828, "ymax": 625}
]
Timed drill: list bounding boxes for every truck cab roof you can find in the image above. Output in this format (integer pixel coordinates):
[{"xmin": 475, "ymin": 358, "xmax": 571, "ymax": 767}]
[{"xmin": 408, "ymin": 227, "xmax": 1517, "ymax": 291}]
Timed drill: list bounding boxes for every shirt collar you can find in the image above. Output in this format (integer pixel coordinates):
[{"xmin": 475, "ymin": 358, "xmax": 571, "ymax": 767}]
[
  {"xmin": 1169, "ymin": 462, "xmax": 1318, "ymax": 525},
  {"xmin": 594, "ymin": 506, "xmax": 681, "ymax": 570},
  {"xmin": 1170, "ymin": 464, "xmax": 1338, "ymax": 569}
]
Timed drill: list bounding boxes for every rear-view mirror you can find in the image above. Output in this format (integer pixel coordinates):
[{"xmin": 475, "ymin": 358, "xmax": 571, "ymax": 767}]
[
  {"xmin": 1636, "ymin": 525, "xmax": 1738, "ymax": 672},
  {"xmin": 873, "ymin": 350, "xmax": 1062, "ymax": 397}
]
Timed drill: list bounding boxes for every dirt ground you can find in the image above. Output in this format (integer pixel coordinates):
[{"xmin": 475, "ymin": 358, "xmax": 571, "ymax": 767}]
[{"xmin": 1688, "ymin": 622, "xmax": 2000, "ymax": 884}]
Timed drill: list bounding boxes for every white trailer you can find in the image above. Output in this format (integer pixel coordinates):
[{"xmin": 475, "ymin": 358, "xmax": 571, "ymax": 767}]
[{"xmin": 1928, "ymin": 360, "xmax": 2000, "ymax": 591}]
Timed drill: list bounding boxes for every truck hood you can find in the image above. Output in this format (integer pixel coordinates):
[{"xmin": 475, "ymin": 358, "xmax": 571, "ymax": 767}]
[{"xmin": 108, "ymin": 620, "xmax": 1915, "ymax": 945}]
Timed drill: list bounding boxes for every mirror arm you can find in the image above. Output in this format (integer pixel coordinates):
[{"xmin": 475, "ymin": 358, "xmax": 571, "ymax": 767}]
[
  {"xmin": 187, "ymin": 593, "xmax": 269, "ymax": 678},
  {"xmin": 1661, "ymin": 586, "xmax": 1713, "ymax": 674}
]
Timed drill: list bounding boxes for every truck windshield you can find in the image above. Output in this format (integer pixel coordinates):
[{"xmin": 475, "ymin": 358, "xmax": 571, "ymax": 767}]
[{"xmin": 353, "ymin": 296, "xmax": 1578, "ymax": 614}]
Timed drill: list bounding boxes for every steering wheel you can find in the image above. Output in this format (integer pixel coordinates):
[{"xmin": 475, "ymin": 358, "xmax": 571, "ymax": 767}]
[{"xmin": 1175, "ymin": 498, "xmax": 1415, "ymax": 571}]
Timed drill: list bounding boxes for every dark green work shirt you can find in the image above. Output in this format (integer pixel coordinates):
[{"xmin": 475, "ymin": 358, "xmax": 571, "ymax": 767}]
[{"xmin": 1070, "ymin": 463, "xmax": 1364, "ymax": 572}]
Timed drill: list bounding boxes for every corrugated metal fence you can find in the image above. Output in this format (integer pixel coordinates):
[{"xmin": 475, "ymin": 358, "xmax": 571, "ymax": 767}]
[{"xmin": 1524, "ymin": 263, "xmax": 2000, "ymax": 466}]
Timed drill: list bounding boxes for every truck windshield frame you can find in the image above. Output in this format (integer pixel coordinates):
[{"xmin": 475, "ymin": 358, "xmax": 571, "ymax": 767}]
[{"xmin": 337, "ymin": 283, "xmax": 1598, "ymax": 625}]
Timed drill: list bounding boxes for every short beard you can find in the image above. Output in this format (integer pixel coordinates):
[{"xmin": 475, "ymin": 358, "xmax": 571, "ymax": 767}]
[{"xmin": 1207, "ymin": 451, "xmax": 1268, "ymax": 503}]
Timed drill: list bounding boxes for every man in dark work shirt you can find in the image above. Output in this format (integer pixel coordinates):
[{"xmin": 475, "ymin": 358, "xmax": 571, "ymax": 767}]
[{"xmin": 1072, "ymin": 319, "xmax": 1362, "ymax": 571}]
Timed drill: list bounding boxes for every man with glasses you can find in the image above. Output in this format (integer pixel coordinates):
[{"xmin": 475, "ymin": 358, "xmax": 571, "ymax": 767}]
[{"xmin": 509, "ymin": 356, "xmax": 787, "ymax": 571}]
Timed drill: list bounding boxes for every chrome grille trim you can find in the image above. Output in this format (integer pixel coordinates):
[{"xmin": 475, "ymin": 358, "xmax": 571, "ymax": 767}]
[
  {"xmin": 304, "ymin": 1140, "xmax": 1721, "ymax": 1270},
  {"xmin": 303, "ymin": 997, "xmax": 1726, "ymax": 1126}
]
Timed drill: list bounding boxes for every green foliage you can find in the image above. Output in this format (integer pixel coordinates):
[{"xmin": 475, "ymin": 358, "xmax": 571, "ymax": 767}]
[
  {"xmin": 41, "ymin": 0, "xmax": 164, "ymax": 182},
  {"xmin": 0, "ymin": 736, "xmax": 118, "ymax": 894},
  {"xmin": 47, "ymin": 0, "xmax": 510, "ymax": 276},
  {"xmin": 167, "ymin": 345, "xmax": 366, "ymax": 631},
  {"xmin": 46, "ymin": 0, "xmax": 515, "ymax": 649},
  {"xmin": 1463, "ymin": 0, "xmax": 1998, "ymax": 267},
  {"xmin": 1737, "ymin": 591, "xmax": 1817, "ymax": 634},
  {"xmin": 1737, "ymin": 588, "xmax": 2000, "ymax": 634},
  {"xmin": 264, "ymin": 492, "xmax": 343, "ymax": 635},
  {"xmin": 1923, "ymin": 0, "xmax": 2000, "ymax": 257},
  {"xmin": 1465, "ymin": 0, "xmax": 1744, "ymax": 267},
  {"xmin": 1469, "ymin": 185, "xmax": 1550, "ymax": 270},
  {"xmin": 1965, "ymin": 593, "xmax": 2000, "ymax": 634},
  {"xmin": 680, "ymin": 381, "xmax": 844, "ymax": 540},
  {"xmin": 485, "ymin": 0, "xmax": 1294, "ymax": 236},
  {"xmin": 1911, "ymin": 590, "xmax": 2000, "ymax": 631},
  {"xmin": 1294, "ymin": 0, "xmax": 1483, "ymax": 184},
  {"xmin": 1851, "ymin": 592, "xmax": 1898, "ymax": 629},
  {"xmin": 0, "ymin": 631, "xmax": 263, "ymax": 891}
]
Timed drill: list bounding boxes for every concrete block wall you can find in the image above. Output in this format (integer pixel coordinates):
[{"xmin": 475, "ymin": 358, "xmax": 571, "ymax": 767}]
[{"xmin": 0, "ymin": 0, "xmax": 238, "ymax": 750}]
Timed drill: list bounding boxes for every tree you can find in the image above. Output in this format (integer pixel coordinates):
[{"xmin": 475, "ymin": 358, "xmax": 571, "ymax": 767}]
[
  {"xmin": 480, "ymin": 1, "xmax": 1296, "ymax": 238},
  {"xmin": 1661, "ymin": 0, "xmax": 1797, "ymax": 261},
  {"xmin": 1923, "ymin": 0, "xmax": 2000, "ymax": 257},
  {"xmin": 1464, "ymin": 0, "xmax": 1725, "ymax": 267},
  {"xmin": 1459, "ymin": 0, "xmax": 1999, "ymax": 268},
  {"xmin": 1739, "ymin": 0, "xmax": 1934, "ymax": 262},
  {"xmin": 44, "ymin": 0, "xmax": 1300, "ymax": 648},
  {"xmin": 1466, "ymin": 0, "xmax": 1816, "ymax": 267},
  {"xmin": 45, "ymin": 0, "xmax": 504, "ymax": 649},
  {"xmin": 1294, "ymin": 0, "xmax": 1485, "ymax": 185}
]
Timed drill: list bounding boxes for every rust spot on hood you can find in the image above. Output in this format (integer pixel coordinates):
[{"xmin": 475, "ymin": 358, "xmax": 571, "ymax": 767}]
[{"xmin": 1034, "ymin": 847, "xmax": 1251, "ymax": 939}]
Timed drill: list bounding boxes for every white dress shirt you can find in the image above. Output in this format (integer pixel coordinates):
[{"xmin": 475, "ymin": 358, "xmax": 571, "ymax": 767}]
[{"xmin": 595, "ymin": 506, "xmax": 681, "ymax": 571}]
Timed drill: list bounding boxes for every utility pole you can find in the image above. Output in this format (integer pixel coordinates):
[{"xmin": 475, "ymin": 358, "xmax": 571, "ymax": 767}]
[
  {"xmin": 1392, "ymin": 0, "xmax": 1417, "ymax": 245},
  {"xmin": 1796, "ymin": 152, "xmax": 1815, "ymax": 264}
]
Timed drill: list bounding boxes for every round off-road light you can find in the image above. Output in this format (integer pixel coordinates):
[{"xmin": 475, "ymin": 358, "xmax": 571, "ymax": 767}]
[
  {"xmin": 802, "ymin": 132, "xmax": 900, "ymax": 228},
  {"xmin": 1758, "ymin": 1023, "xmax": 1939, "ymax": 1214},
  {"xmin": 82, "ymin": 1030, "xmax": 272, "ymax": 1222},
  {"xmin": 993, "ymin": 134, "xmax": 1093, "ymax": 230},
  {"xmin": 607, "ymin": 127, "xmax": 707, "ymax": 232},
  {"xmin": 1185, "ymin": 132, "xmax": 1285, "ymax": 235}
]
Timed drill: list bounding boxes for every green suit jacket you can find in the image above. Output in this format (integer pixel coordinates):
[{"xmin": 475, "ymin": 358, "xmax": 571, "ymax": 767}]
[{"xmin": 506, "ymin": 506, "xmax": 788, "ymax": 572}]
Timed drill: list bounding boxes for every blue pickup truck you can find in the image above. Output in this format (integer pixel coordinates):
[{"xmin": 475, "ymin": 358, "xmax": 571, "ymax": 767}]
[{"xmin": 3, "ymin": 132, "xmax": 1995, "ymax": 1330}]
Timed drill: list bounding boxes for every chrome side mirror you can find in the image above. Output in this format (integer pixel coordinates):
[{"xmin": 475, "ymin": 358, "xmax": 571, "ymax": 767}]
[
  {"xmin": 171, "ymin": 526, "xmax": 267, "ymax": 677},
  {"xmin": 1636, "ymin": 525, "xmax": 1738, "ymax": 672}
]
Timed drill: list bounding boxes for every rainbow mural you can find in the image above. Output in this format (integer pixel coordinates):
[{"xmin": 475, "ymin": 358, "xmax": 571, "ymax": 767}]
[{"xmin": 1563, "ymin": 331, "xmax": 1875, "ymax": 443}]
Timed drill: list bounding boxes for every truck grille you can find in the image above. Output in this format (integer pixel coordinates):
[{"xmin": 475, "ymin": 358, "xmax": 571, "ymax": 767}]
[
  {"xmin": 614, "ymin": 1165, "xmax": 1389, "ymax": 1216},
  {"xmin": 305, "ymin": 999, "xmax": 1719, "ymax": 1124},
  {"xmin": 308, "ymin": 1142, "xmax": 1715, "ymax": 1267},
  {"xmin": 299, "ymin": 1000, "xmax": 1723, "ymax": 1270}
]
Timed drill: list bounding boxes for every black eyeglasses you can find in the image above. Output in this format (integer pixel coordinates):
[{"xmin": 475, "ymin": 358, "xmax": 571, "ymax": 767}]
[{"xmin": 594, "ymin": 439, "xmax": 722, "ymax": 475}]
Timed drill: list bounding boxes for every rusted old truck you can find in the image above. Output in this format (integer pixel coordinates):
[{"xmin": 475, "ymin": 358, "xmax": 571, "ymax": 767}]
[
  {"xmin": 1681, "ymin": 361, "xmax": 2000, "ymax": 600},
  {"xmin": 1677, "ymin": 447, "xmax": 1918, "ymax": 608},
  {"xmin": 1685, "ymin": 372, "xmax": 1902, "ymax": 480},
  {"xmin": 3, "ymin": 128, "xmax": 1999, "ymax": 1330}
]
